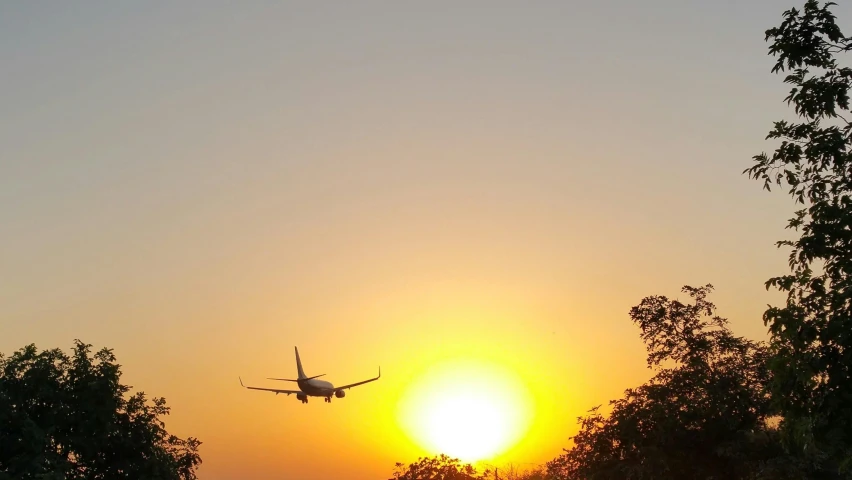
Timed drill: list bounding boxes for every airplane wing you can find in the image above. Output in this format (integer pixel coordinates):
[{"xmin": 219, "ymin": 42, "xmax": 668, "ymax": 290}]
[
  {"xmin": 334, "ymin": 367, "xmax": 381, "ymax": 391},
  {"xmin": 239, "ymin": 377, "xmax": 301, "ymax": 395}
]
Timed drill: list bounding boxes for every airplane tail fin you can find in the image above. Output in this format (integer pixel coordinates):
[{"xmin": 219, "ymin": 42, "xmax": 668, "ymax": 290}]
[{"xmin": 295, "ymin": 346, "xmax": 307, "ymax": 380}]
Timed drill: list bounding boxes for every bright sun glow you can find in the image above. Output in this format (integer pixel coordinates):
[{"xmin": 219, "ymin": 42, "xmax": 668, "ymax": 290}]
[{"xmin": 397, "ymin": 360, "xmax": 534, "ymax": 462}]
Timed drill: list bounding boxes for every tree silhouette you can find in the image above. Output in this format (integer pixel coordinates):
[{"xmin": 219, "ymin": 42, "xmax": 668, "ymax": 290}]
[
  {"xmin": 0, "ymin": 340, "xmax": 201, "ymax": 480},
  {"xmin": 546, "ymin": 286, "xmax": 786, "ymax": 480},
  {"xmin": 496, "ymin": 464, "xmax": 549, "ymax": 480},
  {"xmin": 746, "ymin": 0, "xmax": 852, "ymax": 472},
  {"xmin": 390, "ymin": 454, "xmax": 491, "ymax": 480}
]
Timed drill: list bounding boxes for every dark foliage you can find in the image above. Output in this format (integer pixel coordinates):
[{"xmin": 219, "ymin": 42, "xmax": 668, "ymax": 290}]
[
  {"xmin": 746, "ymin": 0, "xmax": 852, "ymax": 473},
  {"xmin": 0, "ymin": 340, "xmax": 201, "ymax": 480},
  {"xmin": 497, "ymin": 464, "xmax": 549, "ymax": 480},
  {"xmin": 546, "ymin": 286, "xmax": 784, "ymax": 480},
  {"xmin": 390, "ymin": 454, "xmax": 491, "ymax": 480}
]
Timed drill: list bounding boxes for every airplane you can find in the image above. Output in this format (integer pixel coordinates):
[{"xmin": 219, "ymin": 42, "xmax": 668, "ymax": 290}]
[{"xmin": 239, "ymin": 346, "xmax": 380, "ymax": 404}]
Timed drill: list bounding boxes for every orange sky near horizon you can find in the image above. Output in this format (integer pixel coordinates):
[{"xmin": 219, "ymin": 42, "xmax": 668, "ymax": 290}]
[{"xmin": 4, "ymin": 1, "xmax": 851, "ymax": 479}]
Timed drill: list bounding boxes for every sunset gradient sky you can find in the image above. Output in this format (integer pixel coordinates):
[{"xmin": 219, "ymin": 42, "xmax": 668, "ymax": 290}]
[{"xmin": 4, "ymin": 1, "xmax": 851, "ymax": 479}]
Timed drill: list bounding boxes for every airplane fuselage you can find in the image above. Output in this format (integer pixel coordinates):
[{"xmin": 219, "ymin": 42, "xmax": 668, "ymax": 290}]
[{"xmin": 297, "ymin": 378, "xmax": 335, "ymax": 396}]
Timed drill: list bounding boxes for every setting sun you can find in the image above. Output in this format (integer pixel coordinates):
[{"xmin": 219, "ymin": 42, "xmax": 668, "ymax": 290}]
[{"xmin": 397, "ymin": 360, "xmax": 534, "ymax": 462}]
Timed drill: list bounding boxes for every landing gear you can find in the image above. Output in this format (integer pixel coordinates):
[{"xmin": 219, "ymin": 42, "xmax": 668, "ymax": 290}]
[
  {"xmin": 301, "ymin": 398, "xmax": 308, "ymax": 404},
  {"xmin": 324, "ymin": 396, "xmax": 332, "ymax": 403}
]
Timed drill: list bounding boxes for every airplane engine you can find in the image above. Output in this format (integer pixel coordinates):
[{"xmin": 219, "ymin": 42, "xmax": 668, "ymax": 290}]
[
  {"xmin": 296, "ymin": 393, "xmax": 307, "ymax": 402},
  {"xmin": 335, "ymin": 390, "xmax": 346, "ymax": 398}
]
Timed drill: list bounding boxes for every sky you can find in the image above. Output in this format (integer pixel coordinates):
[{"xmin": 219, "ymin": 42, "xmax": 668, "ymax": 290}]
[{"xmin": 3, "ymin": 1, "xmax": 851, "ymax": 479}]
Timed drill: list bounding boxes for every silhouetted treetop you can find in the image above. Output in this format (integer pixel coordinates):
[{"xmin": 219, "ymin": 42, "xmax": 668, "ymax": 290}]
[
  {"xmin": 0, "ymin": 340, "xmax": 201, "ymax": 480},
  {"xmin": 748, "ymin": 0, "xmax": 852, "ymax": 473},
  {"xmin": 390, "ymin": 454, "xmax": 490, "ymax": 480},
  {"xmin": 547, "ymin": 286, "xmax": 780, "ymax": 480}
]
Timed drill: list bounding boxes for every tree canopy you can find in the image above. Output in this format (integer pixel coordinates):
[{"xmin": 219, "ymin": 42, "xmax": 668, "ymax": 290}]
[
  {"xmin": 544, "ymin": 2, "xmax": 852, "ymax": 478},
  {"xmin": 0, "ymin": 340, "xmax": 201, "ymax": 480},
  {"xmin": 746, "ymin": 0, "xmax": 852, "ymax": 472},
  {"xmin": 389, "ymin": 454, "xmax": 491, "ymax": 480},
  {"xmin": 545, "ymin": 286, "xmax": 786, "ymax": 480}
]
